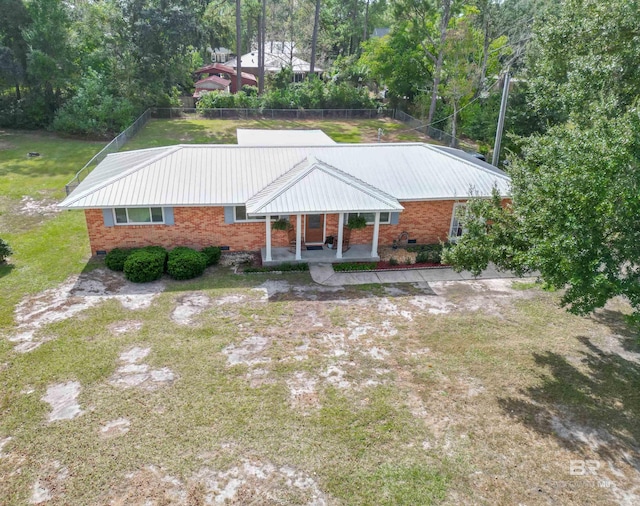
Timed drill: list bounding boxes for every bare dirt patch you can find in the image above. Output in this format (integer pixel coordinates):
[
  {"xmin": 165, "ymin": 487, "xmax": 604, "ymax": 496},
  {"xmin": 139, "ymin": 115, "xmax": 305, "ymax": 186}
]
[
  {"xmin": 287, "ymin": 372, "xmax": 321, "ymax": 412},
  {"xmin": 19, "ymin": 195, "xmax": 60, "ymax": 217},
  {"xmin": 108, "ymin": 320, "xmax": 143, "ymax": 336},
  {"xmin": 9, "ymin": 269, "xmax": 164, "ymax": 351},
  {"xmin": 42, "ymin": 381, "xmax": 83, "ymax": 422},
  {"xmin": 171, "ymin": 292, "xmax": 211, "ymax": 325},
  {"xmin": 100, "ymin": 418, "xmax": 131, "ymax": 438},
  {"xmin": 222, "ymin": 336, "xmax": 271, "ymax": 367},
  {"xmin": 107, "ymin": 459, "xmax": 329, "ymax": 505},
  {"xmin": 109, "ymin": 347, "xmax": 175, "ymax": 390},
  {"xmin": 30, "ymin": 461, "xmax": 69, "ymax": 504}
]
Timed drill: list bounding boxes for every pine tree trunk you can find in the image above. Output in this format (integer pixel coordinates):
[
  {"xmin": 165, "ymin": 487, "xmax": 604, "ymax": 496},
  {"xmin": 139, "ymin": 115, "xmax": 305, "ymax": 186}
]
[
  {"xmin": 236, "ymin": 0, "xmax": 242, "ymax": 93},
  {"xmin": 310, "ymin": 0, "xmax": 321, "ymax": 74},
  {"xmin": 426, "ymin": 0, "xmax": 453, "ymax": 127}
]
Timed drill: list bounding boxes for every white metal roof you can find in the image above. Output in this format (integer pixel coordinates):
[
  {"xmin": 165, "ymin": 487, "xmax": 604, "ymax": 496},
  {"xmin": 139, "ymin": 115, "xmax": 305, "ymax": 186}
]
[
  {"xmin": 237, "ymin": 129, "xmax": 335, "ymax": 146},
  {"xmin": 246, "ymin": 156, "xmax": 403, "ymax": 214},
  {"xmin": 59, "ymin": 143, "xmax": 511, "ymax": 210}
]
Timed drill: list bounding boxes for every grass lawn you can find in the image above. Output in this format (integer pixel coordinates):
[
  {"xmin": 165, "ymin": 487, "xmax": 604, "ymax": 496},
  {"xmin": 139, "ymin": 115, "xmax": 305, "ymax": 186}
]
[
  {"xmin": 124, "ymin": 116, "xmax": 425, "ymax": 150},
  {"xmin": 1, "ymin": 126, "xmax": 639, "ymax": 505}
]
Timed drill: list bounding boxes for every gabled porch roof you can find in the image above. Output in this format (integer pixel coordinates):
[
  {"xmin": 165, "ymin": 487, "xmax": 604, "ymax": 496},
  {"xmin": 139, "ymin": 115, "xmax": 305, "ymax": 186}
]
[{"xmin": 245, "ymin": 156, "xmax": 404, "ymax": 215}]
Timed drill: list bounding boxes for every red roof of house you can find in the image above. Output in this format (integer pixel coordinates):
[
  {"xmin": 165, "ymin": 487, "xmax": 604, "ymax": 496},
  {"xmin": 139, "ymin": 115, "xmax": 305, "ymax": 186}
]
[
  {"xmin": 194, "ymin": 75, "xmax": 231, "ymax": 88},
  {"xmin": 194, "ymin": 63, "xmax": 258, "ymax": 85}
]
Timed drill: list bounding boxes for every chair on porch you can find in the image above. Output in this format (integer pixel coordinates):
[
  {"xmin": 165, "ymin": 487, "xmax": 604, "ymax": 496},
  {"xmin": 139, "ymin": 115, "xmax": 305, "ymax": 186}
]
[
  {"xmin": 287, "ymin": 225, "xmax": 304, "ymax": 253},
  {"xmin": 332, "ymin": 229, "xmax": 351, "ymax": 253}
]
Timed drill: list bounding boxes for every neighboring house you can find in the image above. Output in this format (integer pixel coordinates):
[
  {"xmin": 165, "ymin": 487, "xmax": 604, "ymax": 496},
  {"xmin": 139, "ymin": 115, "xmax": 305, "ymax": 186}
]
[
  {"xmin": 211, "ymin": 47, "xmax": 232, "ymax": 63},
  {"xmin": 227, "ymin": 51, "xmax": 322, "ymax": 81},
  {"xmin": 58, "ymin": 140, "xmax": 510, "ymax": 265},
  {"xmin": 372, "ymin": 28, "xmax": 390, "ymax": 38},
  {"xmin": 194, "ymin": 63, "xmax": 258, "ymax": 94},
  {"xmin": 193, "ymin": 75, "xmax": 231, "ymax": 98}
]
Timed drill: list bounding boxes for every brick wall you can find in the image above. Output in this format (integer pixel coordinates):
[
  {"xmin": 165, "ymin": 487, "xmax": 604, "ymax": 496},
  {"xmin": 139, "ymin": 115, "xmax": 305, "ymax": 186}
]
[
  {"xmin": 325, "ymin": 201, "xmax": 461, "ymax": 246},
  {"xmin": 85, "ymin": 207, "xmax": 290, "ymax": 254},
  {"xmin": 85, "ymin": 201, "xmax": 463, "ymax": 255}
]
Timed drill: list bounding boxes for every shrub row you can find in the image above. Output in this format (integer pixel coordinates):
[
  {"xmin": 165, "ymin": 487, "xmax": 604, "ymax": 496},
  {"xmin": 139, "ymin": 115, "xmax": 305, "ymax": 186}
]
[
  {"xmin": 243, "ymin": 262, "xmax": 309, "ymax": 273},
  {"xmin": 333, "ymin": 262, "xmax": 378, "ymax": 272},
  {"xmin": 104, "ymin": 245, "xmax": 222, "ymax": 283}
]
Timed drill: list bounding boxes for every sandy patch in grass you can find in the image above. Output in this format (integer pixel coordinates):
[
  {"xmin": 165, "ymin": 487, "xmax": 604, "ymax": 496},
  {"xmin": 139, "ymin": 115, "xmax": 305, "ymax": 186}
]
[
  {"xmin": 42, "ymin": 381, "xmax": 83, "ymax": 422},
  {"xmin": 223, "ymin": 336, "xmax": 271, "ymax": 367},
  {"xmin": 30, "ymin": 461, "xmax": 69, "ymax": 504},
  {"xmin": 19, "ymin": 195, "xmax": 60, "ymax": 217},
  {"xmin": 9, "ymin": 269, "xmax": 164, "ymax": 351},
  {"xmin": 108, "ymin": 320, "xmax": 143, "ymax": 335},
  {"xmin": 171, "ymin": 292, "xmax": 211, "ymax": 325},
  {"xmin": 0, "ymin": 436, "xmax": 12, "ymax": 457},
  {"xmin": 100, "ymin": 418, "xmax": 131, "ymax": 438},
  {"xmin": 108, "ymin": 460, "xmax": 328, "ymax": 505},
  {"xmin": 287, "ymin": 372, "xmax": 320, "ymax": 412},
  {"xmin": 110, "ymin": 347, "xmax": 175, "ymax": 390}
]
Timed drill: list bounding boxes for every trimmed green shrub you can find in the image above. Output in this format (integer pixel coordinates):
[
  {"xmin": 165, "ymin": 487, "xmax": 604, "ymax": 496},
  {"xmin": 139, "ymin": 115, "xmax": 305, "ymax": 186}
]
[
  {"xmin": 201, "ymin": 246, "xmax": 222, "ymax": 267},
  {"xmin": 0, "ymin": 238, "xmax": 12, "ymax": 263},
  {"xmin": 123, "ymin": 247, "xmax": 167, "ymax": 283},
  {"xmin": 167, "ymin": 247, "xmax": 207, "ymax": 280},
  {"xmin": 333, "ymin": 262, "xmax": 378, "ymax": 272},
  {"xmin": 104, "ymin": 248, "xmax": 133, "ymax": 271}
]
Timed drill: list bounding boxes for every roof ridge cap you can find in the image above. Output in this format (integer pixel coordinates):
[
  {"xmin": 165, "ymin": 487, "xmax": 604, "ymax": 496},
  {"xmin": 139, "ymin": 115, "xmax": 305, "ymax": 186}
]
[
  {"xmin": 63, "ymin": 145, "xmax": 182, "ymax": 206},
  {"xmin": 421, "ymin": 144, "xmax": 510, "ymax": 179}
]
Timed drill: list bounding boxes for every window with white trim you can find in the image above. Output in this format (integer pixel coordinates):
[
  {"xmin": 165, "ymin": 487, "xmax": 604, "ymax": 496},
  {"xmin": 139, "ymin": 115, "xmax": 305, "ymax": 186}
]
[
  {"xmin": 114, "ymin": 207, "xmax": 164, "ymax": 225},
  {"xmin": 234, "ymin": 206, "xmax": 279, "ymax": 222},
  {"xmin": 449, "ymin": 203, "xmax": 467, "ymax": 240},
  {"xmin": 346, "ymin": 212, "xmax": 391, "ymax": 225}
]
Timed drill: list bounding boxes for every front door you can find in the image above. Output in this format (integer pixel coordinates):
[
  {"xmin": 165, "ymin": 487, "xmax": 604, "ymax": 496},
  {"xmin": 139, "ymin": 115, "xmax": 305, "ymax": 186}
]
[{"xmin": 305, "ymin": 214, "xmax": 324, "ymax": 243}]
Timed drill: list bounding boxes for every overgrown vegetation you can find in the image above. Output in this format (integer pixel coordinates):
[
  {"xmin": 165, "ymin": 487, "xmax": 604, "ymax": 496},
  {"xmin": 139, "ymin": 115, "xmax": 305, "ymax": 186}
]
[
  {"xmin": 406, "ymin": 243, "xmax": 444, "ymax": 264},
  {"xmin": 197, "ymin": 76, "xmax": 377, "ymax": 111}
]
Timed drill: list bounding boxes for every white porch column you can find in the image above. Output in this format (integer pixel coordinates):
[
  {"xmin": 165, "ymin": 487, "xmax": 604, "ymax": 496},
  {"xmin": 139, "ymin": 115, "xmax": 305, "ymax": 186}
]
[
  {"xmin": 371, "ymin": 212, "xmax": 380, "ymax": 258},
  {"xmin": 265, "ymin": 215, "xmax": 272, "ymax": 262},
  {"xmin": 295, "ymin": 214, "xmax": 302, "ymax": 260},
  {"xmin": 336, "ymin": 212, "xmax": 345, "ymax": 259}
]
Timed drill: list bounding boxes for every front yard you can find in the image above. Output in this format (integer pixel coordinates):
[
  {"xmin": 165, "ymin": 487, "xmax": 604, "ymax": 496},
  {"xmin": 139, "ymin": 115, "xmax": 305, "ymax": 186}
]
[{"xmin": 0, "ymin": 125, "xmax": 638, "ymax": 505}]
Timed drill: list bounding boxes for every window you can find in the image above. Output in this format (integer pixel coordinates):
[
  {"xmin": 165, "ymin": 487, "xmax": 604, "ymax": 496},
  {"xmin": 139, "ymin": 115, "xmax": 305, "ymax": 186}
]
[
  {"xmin": 347, "ymin": 212, "xmax": 391, "ymax": 225},
  {"xmin": 449, "ymin": 203, "xmax": 466, "ymax": 240},
  {"xmin": 234, "ymin": 206, "xmax": 279, "ymax": 222},
  {"xmin": 114, "ymin": 207, "xmax": 164, "ymax": 225}
]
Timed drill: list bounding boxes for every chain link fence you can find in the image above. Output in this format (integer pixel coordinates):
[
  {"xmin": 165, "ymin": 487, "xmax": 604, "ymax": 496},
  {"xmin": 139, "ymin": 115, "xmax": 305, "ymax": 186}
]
[
  {"xmin": 394, "ymin": 110, "xmax": 476, "ymax": 153},
  {"xmin": 64, "ymin": 109, "xmax": 152, "ymax": 196},
  {"xmin": 152, "ymin": 107, "xmax": 393, "ymax": 120}
]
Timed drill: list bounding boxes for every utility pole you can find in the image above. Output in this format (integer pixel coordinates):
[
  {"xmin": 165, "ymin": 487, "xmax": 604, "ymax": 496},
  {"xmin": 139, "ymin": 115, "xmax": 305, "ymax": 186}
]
[{"xmin": 492, "ymin": 71, "xmax": 510, "ymax": 167}]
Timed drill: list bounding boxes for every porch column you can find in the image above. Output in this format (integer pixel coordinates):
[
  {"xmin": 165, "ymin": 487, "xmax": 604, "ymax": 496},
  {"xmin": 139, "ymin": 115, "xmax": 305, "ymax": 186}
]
[
  {"xmin": 336, "ymin": 212, "xmax": 345, "ymax": 259},
  {"xmin": 295, "ymin": 214, "xmax": 302, "ymax": 260},
  {"xmin": 265, "ymin": 215, "xmax": 272, "ymax": 262},
  {"xmin": 371, "ymin": 212, "xmax": 381, "ymax": 258}
]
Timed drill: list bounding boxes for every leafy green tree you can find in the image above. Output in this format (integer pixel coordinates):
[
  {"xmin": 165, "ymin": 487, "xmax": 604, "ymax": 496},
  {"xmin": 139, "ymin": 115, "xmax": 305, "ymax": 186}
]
[
  {"xmin": 444, "ymin": 109, "xmax": 640, "ymax": 317},
  {"xmin": 52, "ymin": 69, "xmax": 135, "ymax": 136},
  {"xmin": 526, "ymin": 0, "xmax": 640, "ymax": 128}
]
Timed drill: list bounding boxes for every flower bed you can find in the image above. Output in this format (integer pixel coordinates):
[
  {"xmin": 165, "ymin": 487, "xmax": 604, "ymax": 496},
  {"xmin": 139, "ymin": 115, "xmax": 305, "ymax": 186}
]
[{"xmin": 333, "ymin": 260, "xmax": 449, "ymax": 272}]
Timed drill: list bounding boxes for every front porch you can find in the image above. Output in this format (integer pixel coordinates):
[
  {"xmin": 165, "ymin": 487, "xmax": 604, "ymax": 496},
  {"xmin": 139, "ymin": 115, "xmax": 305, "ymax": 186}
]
[{"xmin": 261, "ymin": 244, "xmax": 380, "ymax": 266}]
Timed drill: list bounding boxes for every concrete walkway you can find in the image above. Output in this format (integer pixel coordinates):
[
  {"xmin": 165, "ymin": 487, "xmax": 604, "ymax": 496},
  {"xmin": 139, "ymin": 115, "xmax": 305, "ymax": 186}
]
[{"xmin": 309, "ymin": 263, "xmax": 522, "ymax": 286}]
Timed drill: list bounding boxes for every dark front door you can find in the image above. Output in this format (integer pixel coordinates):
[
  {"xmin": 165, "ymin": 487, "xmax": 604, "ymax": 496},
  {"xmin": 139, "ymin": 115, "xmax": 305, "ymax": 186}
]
[{"xmin": 305, "ymin": 214, "xmax": 324, "ymax": 243}]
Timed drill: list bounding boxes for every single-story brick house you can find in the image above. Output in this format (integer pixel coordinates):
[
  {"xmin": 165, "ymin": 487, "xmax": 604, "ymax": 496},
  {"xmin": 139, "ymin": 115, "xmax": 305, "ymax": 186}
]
[{"xmin": 59, "ymin": 139, "xmax": 510, "ymax": 264}]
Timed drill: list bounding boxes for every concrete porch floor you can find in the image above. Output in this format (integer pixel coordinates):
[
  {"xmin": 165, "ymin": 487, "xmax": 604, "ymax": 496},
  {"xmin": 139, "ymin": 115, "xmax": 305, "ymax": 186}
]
[{"xmin": 260, "ymin": 244, "xmax": 379, "ymax": 266}]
